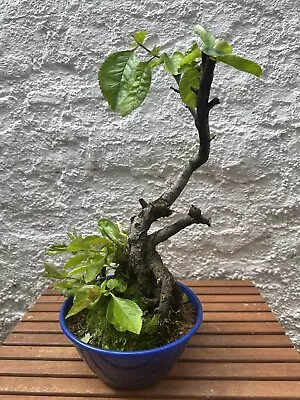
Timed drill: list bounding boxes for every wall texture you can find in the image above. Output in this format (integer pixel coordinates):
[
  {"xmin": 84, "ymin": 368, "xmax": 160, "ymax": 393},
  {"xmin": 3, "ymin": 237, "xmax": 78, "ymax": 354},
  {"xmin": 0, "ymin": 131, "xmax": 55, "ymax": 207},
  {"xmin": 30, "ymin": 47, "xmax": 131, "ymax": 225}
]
[{"xmin": 0, "ymin": 0, "xmax": 299, "ymax": 348}]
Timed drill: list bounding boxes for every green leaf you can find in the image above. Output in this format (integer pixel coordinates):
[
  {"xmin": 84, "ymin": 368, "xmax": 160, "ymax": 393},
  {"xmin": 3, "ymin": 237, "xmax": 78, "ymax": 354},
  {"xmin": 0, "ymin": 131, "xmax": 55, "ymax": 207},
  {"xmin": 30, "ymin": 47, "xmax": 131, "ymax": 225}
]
[
  {"xmin": 150, "ymin": 46, "xmax": 160, "ymax": 57},
  {"xmin": 64, "ymin": 254, "xmax": 87, "ymax": 269},
  {"xmin": 68, "ymin": 265, "xmax": 90, "ymax": 278},
  {"xmin": 106, "ymin": 294, "xmax": 142, "ymax": 334},
  {"xmin": 82, "ymin": 235, "xmax": 110, "ymax": 247},
  {"xmin": 117, "ymin": 61, "xmax": 152, "ymax": 116},
  {"xmin": 66, "ymin": 286, "xmax": 101, "ymax": 318},
  {"xmin": 149, "ymin": 55, "xmax": 164, "ymax": 69},
  {"xmin": 99, "ymin": 50, "xmax": 139, "ymax": 110},
  {"xmin": 213, "ymin": 39, "xmax": 232, "ymax": 56},
  {"xmin": 217, "ymin": 54, "xmax": 262, "ymax": 77},
  {"xmin": 66, "ymin": 290, "xmax": 92, "ymax": 318},
  {"xmin": 85, "ymin": 260, "xmax": 106, "ymax": 283},
  {"xmin": 106, "ymin": 278, "xmax": 127, "ymax": 293},
  {"xmin": 179, "ymin": 43, "xmax": 201, "ymax": 69},
  {"xmin": 99, "ymin": 51, "xmax": 152, "ymax": 116},
  {"xmin": 194, "ymin": 25, "xmax": 215, "ymax": 49},
  {"xmin": 179, "ymin": 66, "xmax": 201, "ymax": 108},
  {"xmin": 55, "ymin": 280, "xmax": 78, "ymax": 290},
  {"xmin": 47, "ymin": 244, "xmax": 68, "ymax": 255},
  {"xmin": 98, "ymin": 219, "xmax": 128, "ymax": 246},
  {"xmin": 132, "ymin": 29, "xmax": 147, "ymax": 44},
  {"xmin": 66, "ymin": 235, "xmax": 109, "ymax": 253},
  {"xmin": 202, "ymin": 39, "xmax": 233, "ymax": 58},
  {"xmin": 162, "ymin": 53, "xmax": 178, "ymax": 75},
  {"xmin": 171, "ymin": 51, "xmax": 184, "ymax": 72},
  {"xmin": 66, "ymin": 236, "xmax": 85, "ymax": 252},
  {"xmin": 44, "ymin": 263, "xmax": 67, "ymax": 279}
]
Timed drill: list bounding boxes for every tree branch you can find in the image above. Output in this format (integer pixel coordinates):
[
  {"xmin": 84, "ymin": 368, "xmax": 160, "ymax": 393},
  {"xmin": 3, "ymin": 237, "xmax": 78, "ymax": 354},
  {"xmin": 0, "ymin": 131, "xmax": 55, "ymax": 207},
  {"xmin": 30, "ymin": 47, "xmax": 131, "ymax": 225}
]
[
  {"xmin": 208, "ymin": 97, "xmax": 220, "ymax": 110},
  {"xmin": 158, "ymin": 55, "xmax": 217, "ymax": 208},
  {"xmin": 170, "ymin": 86, "xmax": 179, "ymax": 93},
  {"xmin": 150, "ymin": 205, "xmax": 211, "ymax": 246},
  {"xmin": 139, "ymin": 198, "xmax": 148, "ymax": 208},
  {"xmin": 128, "ymin": 54, "xmax": 217, "ymax": 304}
]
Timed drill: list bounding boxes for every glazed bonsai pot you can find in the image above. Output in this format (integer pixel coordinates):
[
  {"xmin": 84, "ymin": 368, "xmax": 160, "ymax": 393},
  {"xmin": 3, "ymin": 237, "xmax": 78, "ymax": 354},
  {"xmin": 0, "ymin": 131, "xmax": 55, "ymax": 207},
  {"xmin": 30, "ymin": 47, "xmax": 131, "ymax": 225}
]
[{"xmin": 59, "ymin": 282, "xmax": 203, "ymax": 390}]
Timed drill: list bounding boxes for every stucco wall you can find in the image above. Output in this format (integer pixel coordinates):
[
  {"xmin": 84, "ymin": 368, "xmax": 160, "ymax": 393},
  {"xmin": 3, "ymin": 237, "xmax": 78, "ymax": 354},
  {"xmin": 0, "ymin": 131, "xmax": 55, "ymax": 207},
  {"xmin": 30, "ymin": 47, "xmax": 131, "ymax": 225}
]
[{"xmin": 0, "ymin": 0, "xmax": 299, "ymax": 349}]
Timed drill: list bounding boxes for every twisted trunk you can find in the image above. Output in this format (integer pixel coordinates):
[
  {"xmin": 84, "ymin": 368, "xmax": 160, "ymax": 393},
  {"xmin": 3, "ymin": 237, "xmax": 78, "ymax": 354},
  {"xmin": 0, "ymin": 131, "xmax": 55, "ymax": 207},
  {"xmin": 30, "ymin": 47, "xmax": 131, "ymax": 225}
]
[{"xmin": 127, "ymin": 55, "xmax": 218, "ymax": 328}]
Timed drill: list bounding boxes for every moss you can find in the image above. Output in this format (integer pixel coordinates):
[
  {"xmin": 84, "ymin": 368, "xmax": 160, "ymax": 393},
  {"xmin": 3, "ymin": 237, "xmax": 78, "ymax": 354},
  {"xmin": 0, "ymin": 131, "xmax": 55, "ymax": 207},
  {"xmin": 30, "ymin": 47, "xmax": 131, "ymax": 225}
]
[{"xmin": 68, "ymin": 298, "xmax": 195, "ymax": 352}]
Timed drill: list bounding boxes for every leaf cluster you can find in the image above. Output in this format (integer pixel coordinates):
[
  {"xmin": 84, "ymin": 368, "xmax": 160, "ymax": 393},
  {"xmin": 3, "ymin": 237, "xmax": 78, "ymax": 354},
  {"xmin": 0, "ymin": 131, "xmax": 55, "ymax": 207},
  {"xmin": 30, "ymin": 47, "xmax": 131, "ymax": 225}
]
[
  {"xmin": 44, "ymin": 219, "xmax": 143, "ymax": 335},
  {"xmin": 98, "ymin": 25, "xmax": 262, "ymax": 115}
]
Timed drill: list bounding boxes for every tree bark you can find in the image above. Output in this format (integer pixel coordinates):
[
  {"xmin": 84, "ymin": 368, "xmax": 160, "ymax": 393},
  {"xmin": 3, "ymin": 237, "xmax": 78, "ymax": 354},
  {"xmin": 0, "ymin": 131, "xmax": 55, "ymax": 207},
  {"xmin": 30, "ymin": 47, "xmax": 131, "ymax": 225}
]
[{"xmin": 127, "ymin": 54, "xmax": 219, "ymax": 326}]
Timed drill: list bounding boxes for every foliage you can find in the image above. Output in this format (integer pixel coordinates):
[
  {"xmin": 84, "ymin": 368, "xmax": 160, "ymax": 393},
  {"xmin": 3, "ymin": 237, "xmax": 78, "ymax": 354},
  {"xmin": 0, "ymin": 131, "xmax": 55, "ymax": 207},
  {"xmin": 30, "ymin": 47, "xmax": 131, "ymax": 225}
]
[
  {"xmin": 98, "ymin": 25, "xmax": 262, "ymax": 115},
  {"xmin": 44, "ymin": 219, "xmax": 143, "ymax": 335}
]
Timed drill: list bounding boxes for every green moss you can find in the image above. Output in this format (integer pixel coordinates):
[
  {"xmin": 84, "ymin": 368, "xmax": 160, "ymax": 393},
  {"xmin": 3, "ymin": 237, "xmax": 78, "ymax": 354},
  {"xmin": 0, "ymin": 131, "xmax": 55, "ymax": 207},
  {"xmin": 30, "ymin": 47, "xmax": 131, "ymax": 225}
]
[
  {"xmin": 67, "ymin": 285, "xmax": 195, "ymax": 352},
  {"xmin": 69, "ymin": 298, "xmax": 163, "ymax": 351}
]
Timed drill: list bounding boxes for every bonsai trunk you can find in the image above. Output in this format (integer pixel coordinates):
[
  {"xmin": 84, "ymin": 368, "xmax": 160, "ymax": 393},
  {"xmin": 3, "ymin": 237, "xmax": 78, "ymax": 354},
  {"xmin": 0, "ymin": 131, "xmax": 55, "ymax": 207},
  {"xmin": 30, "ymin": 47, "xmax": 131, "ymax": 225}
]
[{"xmin": 127, "ymin": 54, "xmax": 219, "ymax": 328}]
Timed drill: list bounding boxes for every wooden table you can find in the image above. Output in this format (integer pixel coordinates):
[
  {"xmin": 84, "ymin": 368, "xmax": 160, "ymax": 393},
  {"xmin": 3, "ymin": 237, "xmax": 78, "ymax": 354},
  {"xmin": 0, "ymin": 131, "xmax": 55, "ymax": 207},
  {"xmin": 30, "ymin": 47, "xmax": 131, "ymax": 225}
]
[{"xmin": 1, "ymin": 280, "xmax": 300, "ymax": 399}]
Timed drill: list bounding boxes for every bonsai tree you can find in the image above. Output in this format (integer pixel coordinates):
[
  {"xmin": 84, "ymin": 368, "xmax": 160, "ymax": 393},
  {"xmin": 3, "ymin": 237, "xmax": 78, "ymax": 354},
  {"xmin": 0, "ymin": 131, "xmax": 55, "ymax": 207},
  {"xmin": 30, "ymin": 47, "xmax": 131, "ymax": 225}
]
[{"xmin": 45, "ymin": 25, "xmax": 262, "ymax": 350}]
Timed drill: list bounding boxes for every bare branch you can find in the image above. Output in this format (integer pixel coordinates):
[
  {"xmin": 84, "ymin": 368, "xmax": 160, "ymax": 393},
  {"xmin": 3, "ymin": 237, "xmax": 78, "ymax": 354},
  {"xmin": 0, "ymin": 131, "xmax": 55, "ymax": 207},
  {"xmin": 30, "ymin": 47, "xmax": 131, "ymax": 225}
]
[
  {"xmin": 139, "ymin": 198, "xmax": 148, "ymax": 208},
  {"xmin": 188, "ymin": 204, "xmax": 211, "ymax": 226},
  {"xmin": 170, "ymin": 86, "xmax": 179, "ymax": 93},
  {"xmin": 150, "ymin": 205, "xmax": 211, "ymax": 246},
  {"xmin": 208, "ymin": 97, "xmax": 220, "ymax": 110},
  {"xmin": 159, "ymin": 56, "xmax": 217, "ymax": 207}
]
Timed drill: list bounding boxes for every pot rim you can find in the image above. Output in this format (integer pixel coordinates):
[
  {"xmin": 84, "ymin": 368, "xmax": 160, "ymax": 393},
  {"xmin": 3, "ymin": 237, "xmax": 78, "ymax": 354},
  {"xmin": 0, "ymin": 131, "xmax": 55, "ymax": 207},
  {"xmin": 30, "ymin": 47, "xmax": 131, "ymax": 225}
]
[{"xmin": 59, "ymin": 281, "xmax": 203, "ymax": 356}]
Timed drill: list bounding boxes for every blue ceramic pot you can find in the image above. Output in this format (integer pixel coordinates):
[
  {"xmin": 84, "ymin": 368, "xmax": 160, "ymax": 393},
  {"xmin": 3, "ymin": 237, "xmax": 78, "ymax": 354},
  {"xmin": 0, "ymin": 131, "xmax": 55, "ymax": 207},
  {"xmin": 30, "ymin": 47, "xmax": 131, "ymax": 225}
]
[{"xmin": 59, "ymin": 282, "xmax": 203, "ymax": 390}]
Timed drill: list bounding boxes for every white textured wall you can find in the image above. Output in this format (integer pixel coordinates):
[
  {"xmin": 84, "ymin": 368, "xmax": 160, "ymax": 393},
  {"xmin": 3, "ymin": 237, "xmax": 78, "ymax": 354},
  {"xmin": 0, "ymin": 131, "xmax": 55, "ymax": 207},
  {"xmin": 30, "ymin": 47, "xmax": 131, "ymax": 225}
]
[{"xmin": 0, "ymin": 0, "xmax": 299, "ymax": 348}]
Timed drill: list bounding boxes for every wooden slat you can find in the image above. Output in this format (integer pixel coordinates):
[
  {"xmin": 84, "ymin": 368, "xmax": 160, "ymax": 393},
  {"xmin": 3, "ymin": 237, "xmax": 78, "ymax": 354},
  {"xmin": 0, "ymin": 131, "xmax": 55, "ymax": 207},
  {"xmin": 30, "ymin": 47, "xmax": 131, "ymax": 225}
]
[
  {"xmin": 29, "ymin": 303, "xmax": 64, "ymax": 312},
  {"xmin": 12, "ymin": 321, "xmax": 61, "ymax": 333},
  {"xmin": 181, "ymin": 279, "xmax": 255, "ymax": 287},
  {"xmin": 0, "ymin": 346, "xmax": 79, "ymax": 360},
  {"xmin": 0, "ymin": 376, "xmax": 300, "ymax": 398},
  {"xmin": 1, "ymin": 359, "xmax": 300, "ymax": 381},
  {"xmin": 196, "ymin": 294, "xmax": 265, "ymax": 302},
  {"xmin": 37, "ymin": 293, "xmax": 266, "ymax": 303},
  {"xmin": 188, "ymin": 334, "xmax": 294, "ymax": 348},
  {"xmin": 172, "ymin": 362, "xmax": 300, "ymax": 380},
  {"xmin": 2, "ymin": 359, "xmax": 300, "ymax": 380},
  {"xmin": 0, "ymin": 359, "xmax": 92, "ymax": 377},
  {"xmin": 12, "ymin": 320, "xmax": 284, "ymax": 334},
  {"xmin": 202, "ymin": 302, "xmax": 271, "ymax": 311},
  {"xmin": 3, "ymin": 333, "xmax": 70, "ymax": 346},
  {"xmin": 35, "ymin": 295, "xmax": 63, "ymax": 303},
  {"xmin": 203, "ymin": 312, "xmax": 277, "ymax": 322},
  {"xmin": 1, "ymin": 345, "xmax": 299, "ymax": 363},
  {"xmin": 4, "ymin": 333, "xmax": 294, "ymax": 348},
  {"xmin": 21, "ymin": 310, "xmax": 277, "ymax": 322},
  {"xmin": 29, "ymin": 301, "xmax": 272, "ymax": 313},
  {"xmin": 182, "ymin": 347, "xmax": 300, "ymax": 362},
  {"xmin": 44, "ymin": 286, "xmax": 260, "ymax": 296},
  {"xmin": 0, "ymin": 397, "xmax": 125, "ymax": 400},
  {"xmin": 198, "ymin": 322, "xmax": 284, "ymax": 334},
  {"xmin": 48, "ymin": 279, "xmax": 255, "ymax": 288},
  {"xmin": 192, "ymin": 287, "xmax": 261, "ymax": 295}
]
